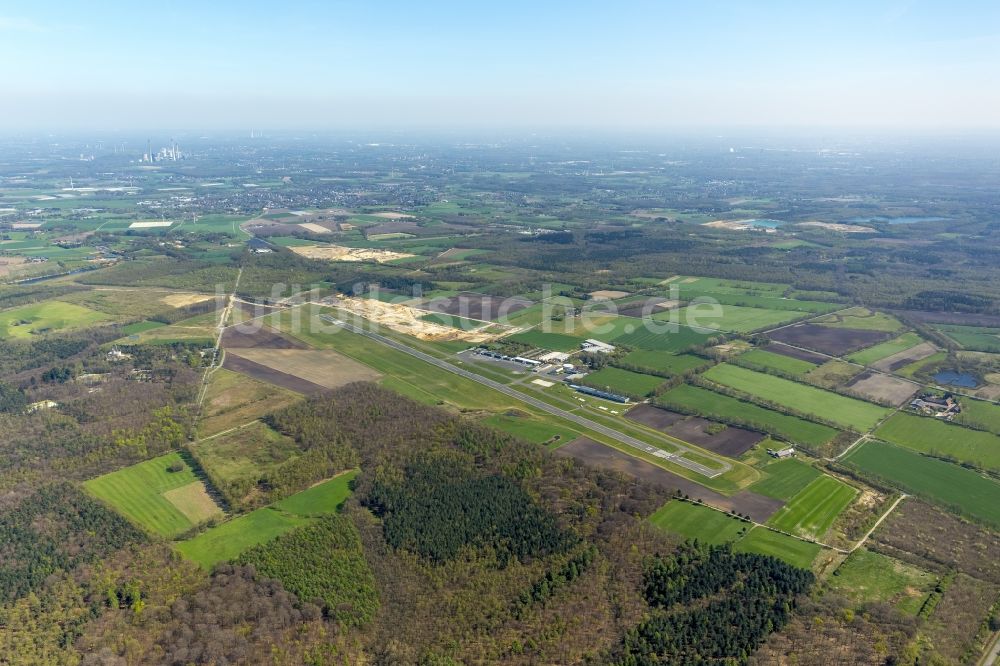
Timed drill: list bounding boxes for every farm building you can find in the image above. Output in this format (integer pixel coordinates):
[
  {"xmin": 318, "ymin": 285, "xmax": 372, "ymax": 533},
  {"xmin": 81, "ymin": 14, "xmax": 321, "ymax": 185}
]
[
  {"xmin": 581, "ymin": 339, "xmax": 616, "ymax": 354},
  {"xmin": 767, "ymin": 446, "xmax": 795, "ymax": 459},
  {"xmin": 567, "ymin": 383, "xmax": 630, "ymax": 403},
  {"xmin": 909, "ymin": 393, "xmax": 960, "ymax": 419}
]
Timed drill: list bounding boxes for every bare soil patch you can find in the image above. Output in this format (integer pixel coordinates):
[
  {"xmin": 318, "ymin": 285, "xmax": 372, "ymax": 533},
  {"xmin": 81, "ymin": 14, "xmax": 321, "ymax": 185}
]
[
  {"xmin": 371, "ymin": 211, "xmax": 414, "ymax": 219},
  {"xmin": 844, "ymin": 371, "xmax": 918, "ymax": 406},
  {"xmin": 163, "ymin": 482, "xmax": 224, "ymax": 524},
  {"xmin": 872, "ymin": 342, "xmax": 938, "ymax": 372},
  {"xmin": 221, "ymin": 324, "xmax": 306, "ymax": 350},
  {"xmin": 768, "ymin": 323, "xmax": 892, "ymax": 356},
  {"xmin": 161, "ymin": 292, "xmax": 215, "ymax": 308},
  {"xmin": 625, "ymin": 404, "xmax": 687, "ymax": 429},
  {"xmin": 298, "ymin": 222, "xmax": 334, "ymax": 234},
  {"xmin": 555, "ymin": 437, "xmax": 783, "ymax": 521},
  {"xmin": 426, "ymin": 292, "xmax": 532, "ymax": 321},
  {"xmin": 222, "ymin": 354, "xmax": 328, "ymax": 395},
  {"xmin": 289, "ymin": 244, "xmax": 414, "ymax": 263},
  {"xmin": 335, "ymin": 296, "xmax": 503, "ymax": 342},
  {"xmin": 0, "ymin": 256, "xmax": 27, "ymax": 277},
  {"xmin": 224, "ymin": 348, "xmax": 381, "ymax": 390},
  {"xmin": 618, "ymin": 297, "xmax": 681, "ymax": 318},
  {"xmin": 765, "ymin": 342, "xmax": 827, "ymax": 364},
  {"xmin": 589, "ymin": 290, "xmax": 630, "ymax": 301},
  {"xmin": 626, "ymin": 404, "xmax": 763, "ymax": 457}
]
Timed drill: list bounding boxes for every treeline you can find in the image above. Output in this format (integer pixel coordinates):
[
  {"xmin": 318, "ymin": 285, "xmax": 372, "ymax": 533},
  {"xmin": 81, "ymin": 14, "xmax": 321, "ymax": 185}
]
[
  {"xmin": 617, "ymin": 541, "xmax": 814, "ymax": 665},
  {"xmin": 0, "ymin": 282, "xmax": 89, "ymax": 310},
  {"xmin": 0, "ymin": 325, "xmax": 121, "ymax": 379},
  {"xmin": 79, "ymin": 257, "xmax": 238, "ymax": 292},
  {"xmin": 148, "ymin": 296, "xmax": 221, "ymax": 324},
  {"xmin": 191, "ymin": 400, "xmax": 360, "ymax": 510},
  {"xmin": 236, "ymin": 513, "xmax": 378, "ymax": 627}
]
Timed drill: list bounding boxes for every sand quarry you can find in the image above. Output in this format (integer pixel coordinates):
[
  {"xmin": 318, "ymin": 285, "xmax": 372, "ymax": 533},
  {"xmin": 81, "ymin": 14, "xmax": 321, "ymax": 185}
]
[
  {"xmin": 290, "ymin": 244, "xmax": 414, "ymax": 263},
  {"xmin": 333, "ymin": 296, "xmax": 503, "ymax": 343}
]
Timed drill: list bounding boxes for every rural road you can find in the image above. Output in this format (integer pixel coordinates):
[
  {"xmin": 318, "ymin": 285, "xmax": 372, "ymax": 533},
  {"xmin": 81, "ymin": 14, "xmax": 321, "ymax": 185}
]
[
  {"xmin": 979, "ymin": 630, "xmax": 1000, "ymax": 666},
  {"xmin": 320, "ymin": 315, "xmax": 729, "ymax": 478},
  {"xmin": 851, "ymin": 493, "xmax": 907, "ymax": 552}
]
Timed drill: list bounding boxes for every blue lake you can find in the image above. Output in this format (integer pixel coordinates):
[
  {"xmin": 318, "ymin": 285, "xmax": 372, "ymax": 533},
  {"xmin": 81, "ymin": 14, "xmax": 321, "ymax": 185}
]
[
  {"xmin": 933, "ymin": 370, "xmax": 979, "ymax": 388},
  {"xmin": 849, "ymin": 216, "xmax": 951, "ymax": 225}
]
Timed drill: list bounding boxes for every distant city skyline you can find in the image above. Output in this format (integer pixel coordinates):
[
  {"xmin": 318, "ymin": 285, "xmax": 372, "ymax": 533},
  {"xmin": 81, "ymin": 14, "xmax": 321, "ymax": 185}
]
[{"xmin": 1, "ymin": 0, "xmax": 998, "ymax": 131}]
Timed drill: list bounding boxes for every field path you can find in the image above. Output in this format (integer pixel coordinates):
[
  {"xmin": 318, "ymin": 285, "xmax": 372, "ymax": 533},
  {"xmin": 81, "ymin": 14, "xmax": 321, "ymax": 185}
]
[
  {"xmin": 195, "ymin": 265, "xmax": 243, "ymax": 421},
  {"xmin": 849, "ymin": 493, "xmax": 907, "ymax": 553},
  {"xmin": 320, "ymin": 314, "xmax": 730, "ymax": 478}
]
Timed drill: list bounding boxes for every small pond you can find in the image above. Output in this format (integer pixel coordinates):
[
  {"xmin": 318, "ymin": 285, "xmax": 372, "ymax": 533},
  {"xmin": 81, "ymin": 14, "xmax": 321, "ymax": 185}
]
[{"xmin": 933, "ymin": 370, "xmax": 979, "ymax": 388}]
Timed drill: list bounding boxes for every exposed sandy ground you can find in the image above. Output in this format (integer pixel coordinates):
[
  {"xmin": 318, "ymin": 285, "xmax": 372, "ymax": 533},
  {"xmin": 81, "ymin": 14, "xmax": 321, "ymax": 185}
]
[
  {"xmin": 371, "ymin": 211, "xmax": 414, "ymax": 219},
  {"xmin": 333, "ymin": 295, "xmax": 502, "ymax": 342},
  {"xmin": 844, "ymin": 371, "xmax": 919, "ymax": 406},
  {"xmin": 298, "ymin": 222, "xmax": 333, "ymax": 234},
  {"xmin": 161, "ymin": 292, "xmax": 216, "ymax": 308},
  {"xmin": 129, "ymin": 220, "xmax": 173, "ymax": 228},
  {"xmin": 872, "ymin": 342, "xmax": 938, "ymax": 372},
  {"xmin": 0, "ymin": 256, "xmax": 27, "ymax": 276},
  {"xmin": 224, "ymin": 348, "xmax": 381, "ymax": 389},
  {"xmin": 289, "ymin": 244, "xmax": 414, "ymax": 263},
  {"xmin": 163, "ymin": 482, "xmax": 224, "ymax": 523},
  {"xmin": 797, "ymin": 221, "xmax": 876, "ymax": 233},
  {"xmin": 589, "ymin": 290, "xmax": 630, "ymax": 300}
]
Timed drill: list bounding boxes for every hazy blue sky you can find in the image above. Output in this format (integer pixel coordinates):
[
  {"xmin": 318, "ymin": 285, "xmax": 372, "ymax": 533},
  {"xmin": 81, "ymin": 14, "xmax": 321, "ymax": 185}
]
[{"xmin": 1, "ymin": 0, "xmax": 998, "ymax": 131}]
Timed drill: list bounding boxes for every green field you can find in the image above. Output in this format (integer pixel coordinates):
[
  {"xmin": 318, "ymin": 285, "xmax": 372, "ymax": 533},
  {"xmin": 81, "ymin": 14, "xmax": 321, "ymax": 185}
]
[
  {"xmin": 738, "ymin": 348, "xmax": 816, "ymax": 375},
  {"xmin": 669, "ymin": 289, "xmax": 836, "ymax": 314},
  {"xmin": 933, "ymin": 324, "xmax": 1000, "ymax": 353},
  {"xmin": 767, "ymin": 475, "xmax": 857, "ymax": 539},
  {"xmin": 828, "ymin": 549, "xmax": 936, "ymax": 615},
  {"xmin": 955, "ymin": 397, "xmax": 1000, "ymax": 435},
  {"xmin": 0, "ymin": 300, "xmax": 109, "ymax": 339},
  {"xmin": 419, "ymin": 312, "xmax": 484, "ymax": 329},
  {"xmin": 671, "ymin": 303, "xmax": 802, "ymax": 333},
  {"xmin": 847, "ymin": 332, "xmax": 923, "ymax": 365},
  {"xmin": 272, "ymin": 471, "xmax": 358, "ymax": 516},
  {"xmin": 663, "ymin": 276, "xmax": 789, "ymax": 296},
  {"xmin": 843, "ymin": 441, "xmax": 1000, "ymax": 528},
  {"xmin": 657, "ymin": 384, "xmax": 839, "ymax": 447},
  {"xmin": 613, "ymin": 323, "xmax": 715, "ymax": 352},
  {"xmin": 175, "ymin": 470, "xmax": 358, "ymax": 568},
  {"xmin": 814, "ymin": 307, "xmax": 902, "ymax": 332},
  {"xmin": 619, "ymin": 351, "xmax": 710, "ymax": 375},
  {"xmin": 582, "ymin": 366, "xmax": 664, "ymax": 396},
  {"xmin": 483, "ymin": 413, "xmax": 578, "ymax": 447},
  {"xmin": 648, "ymin": 501, "xmax": 749, "ymax": 545},
  {"xmin": 189, "ymin": 421, "xmax": 300, "ymax": 491},
  {"xmin": 874, "ymin": 412, "xmax": 1000, "ymax": 472},
  {"xmin": 84, "ymin": 452, "xmax": 222, "ymax": 538},
  {"xmin": 122, "ymin": 319, "xmax": 167, "ymax": 335},
  {"xmin": 733, "ymin": 526, "xmax": 823, "ymax": 569},
  {"xmin": 749, "ymin": 459, "xmax": 822, "ymax": 500},
  {"xmin": 703, "ymin": 364, "xmax": 891, "ymax": 430}
]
